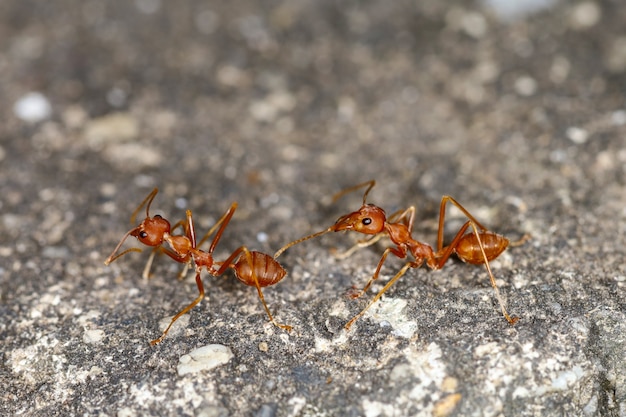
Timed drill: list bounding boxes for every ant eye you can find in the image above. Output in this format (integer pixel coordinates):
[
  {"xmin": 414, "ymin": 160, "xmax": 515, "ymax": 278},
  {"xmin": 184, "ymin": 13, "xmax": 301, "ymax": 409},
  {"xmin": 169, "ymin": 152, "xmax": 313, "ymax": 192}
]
[
  {"xmin": 362, "ymin": 218, "xmax": 372, "ymax": 225},
  {"xmin": 139, "ymin": 231, "xmax": 148, "ymax": 239},
  {"xmin": 154, "ymin": 214, "xmax": 162, "ymax": 219}
]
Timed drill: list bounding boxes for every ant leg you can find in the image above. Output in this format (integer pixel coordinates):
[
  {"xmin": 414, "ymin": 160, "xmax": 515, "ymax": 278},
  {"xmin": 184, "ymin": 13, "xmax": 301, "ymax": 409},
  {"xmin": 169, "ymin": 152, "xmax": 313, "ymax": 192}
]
[
  {"xmin": 348, "ymin": 246, "xmax": 405, "ymax": 299},
  {"xmin": 441, "ymin": 196, "xmax": 530, "ymax": 250},
  {"xmin": 242, "ymin": 247, "xmax": 293, "ymax": 332},
  {"xmin": 140, "ymin": 245, "xmax": 192, "ymax": 280},
  {"xmin": 178, "ymin": 210, "xmax": 197, "ymax": 281},
  {"xmin": 196, "ymin": 218, "xmax": 223, "ymax": 248},
  {"xmin": 467, "ymin": 222, "xmax": 518, "ymax": 324},
  {"xmin": 138, "ymin": 219, "xmax": 191, "ymax": 280},
  {"xmin": 435, "ymin": 221, "xmax": 518, "ymax": 325},
  {"xmin": 196, "ymin": 202, "xmax": 238, "ymax": 250},
  {"xmin": 345, "ymin": 260, "xmax": 419, "ymax": 330},
  {"xmin": 437, "ymin": 196, "xmax": 489, "ymax": 252},
  {"xmin": 434, "ymin": 221, "xmax": 472, "ymax": 269},
  {"xmin": 141, "ymin": 247, "xmax": 159, "ymax": 279},
  {"xmin": 182, "ymin": 210, "xmax": 197, "ymax": 248},
  {"xmin": 387, "ymin": 206, "xmax": 416, "ymax": 231},
  {"xmin": 173, "ymin": 216, "xmax": 193, "ymax": 280},
  {"xmin": 211, "ymin": 248, "xmax": 241, "ymax": 276},
  {"xmin": 333, "ymin": 234, "xmax": 386, "ymax": 260},
  {"xmin": 150, "ymin": 269, "xmax": 206, "ymax": 345},
  {"xmin": 435, "ymin": 197, "xmax": 518, "ymax": 324},
  {"xmin": 177, "ymin": 261, "xmax": 192, "ymax": 281}
]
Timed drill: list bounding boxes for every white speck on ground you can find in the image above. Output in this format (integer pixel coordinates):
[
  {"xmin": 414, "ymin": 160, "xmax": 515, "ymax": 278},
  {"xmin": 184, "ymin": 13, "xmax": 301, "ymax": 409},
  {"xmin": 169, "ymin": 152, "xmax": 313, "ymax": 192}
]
[
  {"xmin": 177, "ymin": 344, "xmax": 234, "ymax": 376},
  {"xmin": 13, "ymin": 92, "xmax": 52, "ymax": 123}
]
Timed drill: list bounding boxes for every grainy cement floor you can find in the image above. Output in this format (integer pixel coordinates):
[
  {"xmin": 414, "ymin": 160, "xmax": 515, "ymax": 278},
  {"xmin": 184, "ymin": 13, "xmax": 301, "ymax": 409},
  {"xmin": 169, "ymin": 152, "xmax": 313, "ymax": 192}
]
[{"xmin": 1, "ymin": 1, "xmax": 625, "ymax": 416}]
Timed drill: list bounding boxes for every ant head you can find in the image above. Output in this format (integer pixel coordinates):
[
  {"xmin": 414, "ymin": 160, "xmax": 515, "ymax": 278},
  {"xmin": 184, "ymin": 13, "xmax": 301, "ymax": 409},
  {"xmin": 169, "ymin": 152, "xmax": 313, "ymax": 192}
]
[
  {"xmin": 332, "ymin": 204, "xmax": 386, "ymax": 235},
  {"xmin": 130, "ymin": 214, "xmax": 171, "ymax": 246}
]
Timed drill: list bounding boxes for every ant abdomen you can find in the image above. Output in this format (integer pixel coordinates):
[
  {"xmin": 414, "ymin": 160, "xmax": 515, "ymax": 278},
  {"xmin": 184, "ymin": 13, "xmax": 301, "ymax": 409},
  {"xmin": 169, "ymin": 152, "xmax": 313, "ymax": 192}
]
[
  {"xmin": 233, "ymin": 251, "xmax": 287, "ymax": 287},
  {"xmin": 456, "ymin": 232, "xmax": 509, "ymax": 264}
]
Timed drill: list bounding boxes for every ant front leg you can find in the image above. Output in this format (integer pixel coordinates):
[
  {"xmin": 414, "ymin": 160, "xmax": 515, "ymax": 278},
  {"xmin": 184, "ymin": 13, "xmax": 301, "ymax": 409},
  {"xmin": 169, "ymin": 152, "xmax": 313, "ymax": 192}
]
[
  {"xmin": 150, "ymin": 268, "xmax": 206, "ymax": 345},
  {"xmin": 171, "ymin": 211, "xmax": 197, "ymax": 281},
  {"xmin": 347, "ymin": 245, "xmax": 407, "ymax": 299},
  {"xmin": 196, "ymin": 202, "xmax": 238, "ymax": 250},
  {"xmin": 152, "ymin": 206, "xmax": 239, "ymax": 345},
  {"xmin": 387, "ymin": 206, "xmax": 416, "ymax": 231},
  {"xmin": 333, "ymin": 233, "xmax": 386, "ymax": 260},
  {"xmin": 345, "ymin": 259, "xmax": 421, "ymax": 330}
]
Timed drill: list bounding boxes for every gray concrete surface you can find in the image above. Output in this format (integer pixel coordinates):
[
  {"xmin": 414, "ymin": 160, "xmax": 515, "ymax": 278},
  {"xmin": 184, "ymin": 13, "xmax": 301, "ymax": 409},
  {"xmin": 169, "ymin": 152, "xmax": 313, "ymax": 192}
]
[{"xmin": 1, "ymin": 1, "xmax": 625, "ymax": 416}]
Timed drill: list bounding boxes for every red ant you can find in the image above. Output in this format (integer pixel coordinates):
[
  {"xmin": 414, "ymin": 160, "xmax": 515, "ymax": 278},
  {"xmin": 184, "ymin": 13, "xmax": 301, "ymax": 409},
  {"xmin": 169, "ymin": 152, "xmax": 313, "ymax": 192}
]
[
  {"xmin": 151, "ymin": 203, "xmax": 292, "ymax": 345},
  {"xmin": 274, "ymin": 180, "xmax": 526, "ymax": 330},
  {"xmin": 105, "ymin": 189, "xmax": 291, "ymax": 345}
]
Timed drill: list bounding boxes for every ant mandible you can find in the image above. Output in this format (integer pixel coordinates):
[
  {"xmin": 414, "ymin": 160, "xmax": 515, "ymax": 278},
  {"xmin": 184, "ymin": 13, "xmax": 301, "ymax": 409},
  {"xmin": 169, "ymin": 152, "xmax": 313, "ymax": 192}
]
[
  {"xmin": 150, "ymin": 202, "xmax": 292, "ymax": 345},
  {"xmin": 274, "ymin": 180, "xmax": 523, "ymax": 330}
]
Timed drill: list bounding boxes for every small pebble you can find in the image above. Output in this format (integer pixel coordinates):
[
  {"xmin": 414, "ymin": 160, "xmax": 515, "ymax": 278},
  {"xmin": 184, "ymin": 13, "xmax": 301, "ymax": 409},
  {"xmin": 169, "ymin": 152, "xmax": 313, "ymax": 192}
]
[
  {"xmin": 177, "ymin": 344, "xmax": 234, "ymax": 376},
  {"xmin": 83, "ymin": 329, "xmax": 105, "ymax": 344},
  {"xmin": 13, "ymin": 92, "xmax": 51, "ymax": 123}
]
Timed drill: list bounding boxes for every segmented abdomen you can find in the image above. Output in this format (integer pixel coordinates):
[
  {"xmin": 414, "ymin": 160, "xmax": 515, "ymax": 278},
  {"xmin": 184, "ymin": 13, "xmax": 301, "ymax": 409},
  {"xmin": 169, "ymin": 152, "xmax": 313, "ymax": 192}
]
[
  {"xmin": 233, "ymin": 251, "xmax": 287, "ymax": 287},
  {"xmin": 456, "ymin": 232, "xmax": 509, "ymax": 264}
]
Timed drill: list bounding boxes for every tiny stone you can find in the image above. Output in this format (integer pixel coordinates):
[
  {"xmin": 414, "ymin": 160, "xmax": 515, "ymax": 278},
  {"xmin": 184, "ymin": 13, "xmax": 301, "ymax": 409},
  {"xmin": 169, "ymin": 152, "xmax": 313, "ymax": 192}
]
[
  {"xmin": 13, "ymin": 92, "xmax": 51, "ymax": 123},
  {"xmin": 177, "ymin": 344, "xmax": 234, "ymax": 376}
]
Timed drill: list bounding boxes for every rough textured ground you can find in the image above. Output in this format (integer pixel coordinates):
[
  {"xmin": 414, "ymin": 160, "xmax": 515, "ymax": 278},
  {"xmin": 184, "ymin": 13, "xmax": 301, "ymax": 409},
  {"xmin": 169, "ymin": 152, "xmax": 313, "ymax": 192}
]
[{"xmin": 1, "ymin": 1, "xmax": 625, "ymax": 416}]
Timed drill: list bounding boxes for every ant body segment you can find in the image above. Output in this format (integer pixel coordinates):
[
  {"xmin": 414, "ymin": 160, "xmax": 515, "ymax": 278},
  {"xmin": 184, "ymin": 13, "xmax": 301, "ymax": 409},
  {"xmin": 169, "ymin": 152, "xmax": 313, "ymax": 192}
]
[
  {"xmin": 105, "ymin": 189, "xmax": 291, "ymax": 345},
  {"xmin": 274, "ymin": 180, "xmax": 522, "ymax": 330}
]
